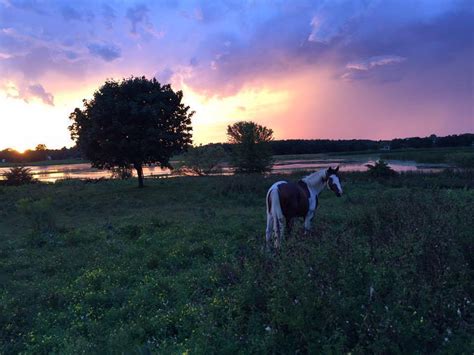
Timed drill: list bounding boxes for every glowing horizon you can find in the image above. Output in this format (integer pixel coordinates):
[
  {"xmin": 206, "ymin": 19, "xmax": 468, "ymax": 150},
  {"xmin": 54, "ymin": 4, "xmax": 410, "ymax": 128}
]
[{"xmin": 0, "ymin": 1, "xmax": 472, "ymax": 152}]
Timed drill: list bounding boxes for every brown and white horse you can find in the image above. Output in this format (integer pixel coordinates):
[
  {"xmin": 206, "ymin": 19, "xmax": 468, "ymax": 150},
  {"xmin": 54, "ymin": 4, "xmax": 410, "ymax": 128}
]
[{"xmin": 265, "ymin": 167, "xmax": 343, "ymax": 249}]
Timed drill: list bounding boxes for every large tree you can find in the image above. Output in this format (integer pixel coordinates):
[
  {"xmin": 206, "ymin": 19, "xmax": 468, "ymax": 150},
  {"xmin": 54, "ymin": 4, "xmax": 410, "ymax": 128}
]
[
  {"xmin": 227, "ymin": 121, "xmax": 274, "ymax": 173},
  {"xmin": 69, "ymin": 76, "xmax": 193, "ymax": 187}
]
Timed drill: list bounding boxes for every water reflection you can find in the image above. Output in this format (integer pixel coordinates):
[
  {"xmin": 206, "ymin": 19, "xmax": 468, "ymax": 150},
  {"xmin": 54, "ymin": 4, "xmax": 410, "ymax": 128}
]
[
  {"xmin": 272, "ymin": 159, "xmax": 448, "ymax": 173},
  {"xmin": 0, "ymin": 159, "xmax": 449, "ymax": 183}
]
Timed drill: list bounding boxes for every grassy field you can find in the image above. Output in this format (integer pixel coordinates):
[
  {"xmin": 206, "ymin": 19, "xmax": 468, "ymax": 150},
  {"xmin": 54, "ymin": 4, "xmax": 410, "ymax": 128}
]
[{"xmin": 1, "ymin": 171, "xmax": 473, "ymax": 353}]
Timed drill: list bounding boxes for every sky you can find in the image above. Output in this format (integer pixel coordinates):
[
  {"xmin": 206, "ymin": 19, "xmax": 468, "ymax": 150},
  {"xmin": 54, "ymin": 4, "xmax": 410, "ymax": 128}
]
[{"xmin": 0, "ymin": 0, "xmax": 473, "ymax": 151}]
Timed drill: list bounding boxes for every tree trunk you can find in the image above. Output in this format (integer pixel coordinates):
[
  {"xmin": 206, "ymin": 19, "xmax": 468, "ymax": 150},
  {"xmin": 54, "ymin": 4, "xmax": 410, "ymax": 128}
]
[{"xmin": 134, "ymin": 163, "xmax": 144, "ymax": 188}]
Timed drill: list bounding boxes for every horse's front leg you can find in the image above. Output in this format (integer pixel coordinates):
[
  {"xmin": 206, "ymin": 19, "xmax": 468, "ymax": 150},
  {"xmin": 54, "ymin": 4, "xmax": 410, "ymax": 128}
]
[{"xmin": 304, "ymin": 210, "xmax": 315, "ymax": 235}]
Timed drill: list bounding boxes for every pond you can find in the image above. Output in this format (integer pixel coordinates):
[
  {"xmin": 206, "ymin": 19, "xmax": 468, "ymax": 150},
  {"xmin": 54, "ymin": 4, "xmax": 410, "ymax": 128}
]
[{"xmin": 0, "ymin": 158, "xmax": 451, "ymax": 183}]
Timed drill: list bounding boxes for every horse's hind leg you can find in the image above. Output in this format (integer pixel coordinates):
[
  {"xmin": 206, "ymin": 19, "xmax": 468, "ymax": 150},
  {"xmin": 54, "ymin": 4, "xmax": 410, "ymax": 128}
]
[
  {"xmin": 274, "ymin": 217, "xmax": 285, "ymax": 249},
  {"xmin": 265, "ymin": 213, "xmax": 273, "ymax": 250},
  {"xmin": 286, "ymin": 219, "xmax": 294, "ymax": 240}
]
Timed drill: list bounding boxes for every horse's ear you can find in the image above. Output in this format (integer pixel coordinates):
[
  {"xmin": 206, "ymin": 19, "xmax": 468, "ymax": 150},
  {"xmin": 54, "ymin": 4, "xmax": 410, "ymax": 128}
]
[{"xmin": 335, "ymin": 166, "xmax": 339, "ymax": 173}]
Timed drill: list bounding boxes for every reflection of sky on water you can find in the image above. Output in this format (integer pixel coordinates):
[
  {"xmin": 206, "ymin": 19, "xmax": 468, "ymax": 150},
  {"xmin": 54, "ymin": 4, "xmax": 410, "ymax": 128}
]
[
  {"xmin": 0, "ymin": 159, "xmax": 448, "ymax": 183},
  {"xmin": 272, "ymin": 159, "xmax": 448, "ymax": 173},
  {"xmin": 0, "ymin": 163, "xmax": 172, "ymax": 183}
]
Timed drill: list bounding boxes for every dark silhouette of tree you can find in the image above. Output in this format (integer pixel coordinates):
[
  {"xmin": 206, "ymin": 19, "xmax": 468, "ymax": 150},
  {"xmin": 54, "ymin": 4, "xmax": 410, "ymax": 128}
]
[
  {"xmin": 227, "ymin": 121, "xmax": 273, "ymax": 173},
  {"xmin": 3, "ymin": 166, "xmax": 36, "ymax": 186},
  {"xmin": 69, "ymin": 76, "xmax": 193, "ymax": 187}
]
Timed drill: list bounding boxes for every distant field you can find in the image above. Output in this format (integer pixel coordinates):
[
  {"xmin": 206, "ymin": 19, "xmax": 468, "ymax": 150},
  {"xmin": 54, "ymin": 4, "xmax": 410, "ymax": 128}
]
[
  {"xmin": 1, "ymin": 170, "xmax": 472, "ymax": 353},
  {"xmin": 380, "ymin": 146, "xmax": 474, "ymax": 168},
  {"xmin": 274, "ymin": 146, "xmax": 474, "ymax": 168}
]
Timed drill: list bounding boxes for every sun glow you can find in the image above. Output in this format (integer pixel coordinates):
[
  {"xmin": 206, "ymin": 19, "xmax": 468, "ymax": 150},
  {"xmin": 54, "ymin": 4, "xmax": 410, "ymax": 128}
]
[
  {"xmin": 182, "ymin": 83, "xmax": 291, "ymax": 144},
  {"xmin": 0, "ymin": 92, "xmax": 73, "ymax": 152},
  {"xmin": 0, "ymin": 76, "xmax": 293, "ymax": 151}
]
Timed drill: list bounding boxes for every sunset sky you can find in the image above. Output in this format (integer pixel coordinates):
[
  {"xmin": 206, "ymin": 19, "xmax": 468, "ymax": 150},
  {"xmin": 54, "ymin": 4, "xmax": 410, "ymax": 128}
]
[{"xmin": 0, "ymin": 0, "xmax": 473, "ymax": 151}]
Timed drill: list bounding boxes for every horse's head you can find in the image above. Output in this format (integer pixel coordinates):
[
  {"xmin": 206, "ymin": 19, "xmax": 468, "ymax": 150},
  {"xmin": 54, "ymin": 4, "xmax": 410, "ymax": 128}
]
[{"xmin": 326, "ymin": 166, "xmax": 343, "ymax": 197}]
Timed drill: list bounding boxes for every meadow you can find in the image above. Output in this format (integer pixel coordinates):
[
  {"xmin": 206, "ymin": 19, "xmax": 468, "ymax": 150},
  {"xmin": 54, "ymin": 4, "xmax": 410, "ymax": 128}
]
[{"xmin": 1, "ymin": 170, "xmax": 473, "ymax": 353}]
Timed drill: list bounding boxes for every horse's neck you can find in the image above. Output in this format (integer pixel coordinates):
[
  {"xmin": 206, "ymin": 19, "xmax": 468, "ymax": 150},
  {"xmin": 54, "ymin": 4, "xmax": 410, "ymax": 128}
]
[
  {"xmin": 303, "ymin": 175, "xmax": 326, "ymax": 196},
  {"xmin": 311, "ymin": 180, "xmax": 326, "ymax": 196}
]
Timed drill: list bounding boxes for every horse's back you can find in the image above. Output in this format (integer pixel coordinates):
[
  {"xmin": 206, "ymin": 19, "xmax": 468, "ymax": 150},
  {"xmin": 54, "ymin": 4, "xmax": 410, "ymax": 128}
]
[{"xmin": 271, "ymin": 181, "xmax": 309, "ymax": 219}]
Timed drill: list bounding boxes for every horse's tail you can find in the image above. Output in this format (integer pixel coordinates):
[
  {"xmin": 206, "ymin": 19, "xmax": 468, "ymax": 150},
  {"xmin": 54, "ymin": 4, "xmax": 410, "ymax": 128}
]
[{"xmin": 269, "ymin": 186, "xmax": 284, "ymax": 236}]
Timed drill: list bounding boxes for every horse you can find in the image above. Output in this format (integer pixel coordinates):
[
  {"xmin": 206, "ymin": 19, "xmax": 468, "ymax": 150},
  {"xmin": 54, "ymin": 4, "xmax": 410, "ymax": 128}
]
[{"xmin": 265, "ymin": 166, "xmax": 343, "ymax": 249}]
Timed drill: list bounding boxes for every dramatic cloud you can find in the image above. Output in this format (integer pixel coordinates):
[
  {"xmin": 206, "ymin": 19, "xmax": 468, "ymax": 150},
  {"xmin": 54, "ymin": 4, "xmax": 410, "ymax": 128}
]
[{"xmin": 0, "ymin": 0, "xmax": 472, "ymax": 149}]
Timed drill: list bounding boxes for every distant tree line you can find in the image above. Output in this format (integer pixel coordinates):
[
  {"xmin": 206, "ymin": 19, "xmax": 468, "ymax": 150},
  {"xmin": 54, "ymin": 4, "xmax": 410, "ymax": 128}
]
[
  {"xmin": 1, "ymin": 133, "xmax": 472, "ymax": 164},
  {"xmin": 0, "ymin": 145, "xmax": 82, "ymax": 163},
  {"xmin": 268, "ymin": 133, "xmax": 474, "ymax": 155}
]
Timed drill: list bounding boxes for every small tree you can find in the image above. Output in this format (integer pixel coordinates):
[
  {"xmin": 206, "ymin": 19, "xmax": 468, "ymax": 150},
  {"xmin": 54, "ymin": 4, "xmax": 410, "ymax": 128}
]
[
  {"xmin": 178, "ymin": 144, "xmax": 227, "ymax": 176},
  {"xmin": 227, "ymin": 121, "xmax": 273, "ymax": 173},
  {"xmin": 69, "ymin": 76, "xmax": 194, "ymax": 187},
  {"xmin": 366, "ymin": 160, "xmax": 398, "ymax": 178},
  {"xmin": 32, "ymin": 144, "xmax": 48, "ymax": 161}
]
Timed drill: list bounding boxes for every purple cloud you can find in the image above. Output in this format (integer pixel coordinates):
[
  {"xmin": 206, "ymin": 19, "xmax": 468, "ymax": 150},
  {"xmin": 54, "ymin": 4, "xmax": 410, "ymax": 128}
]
[
  {"xmin": 341, "ymin": 55, "xmax": 407, "ymax": 81},
  {"xmin": 87, "ymin": 43, "xmax": 121, "ymax": 62},
  {"xmin": 6, "ymin": 0, "xmax": 47, "ymax": 15},
  {"xmin": 155, "ymin": 67, "xmax": 174, "ymax": 84},
  {"xmin": 26, "ymin": 83, "xmax": 54, "ymax": 105},
  {"xmin": 4, "ymin": 81, "xmax": 54, "ymax": 105},
  {"xmin": 126, "ymin": 4, "xmax": 150, "ymax": 34},
  {"xmin": 0, "ymin": 0, "xmax": 471, "ymax": 142},
  {"xmin": 60, "ymin": 5, "xmax": 94, "ymax": 22},
  {"xmin": 346, "ymin": 55, "xmax": 407, "ymax": 71},
  {"xmin": 102, "ymin": 4, "xmax": 116, "ymax": 29}
]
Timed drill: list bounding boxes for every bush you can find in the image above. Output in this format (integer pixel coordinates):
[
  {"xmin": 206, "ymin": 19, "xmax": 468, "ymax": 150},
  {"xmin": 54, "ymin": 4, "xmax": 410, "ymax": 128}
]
[
  {"xmin": 16, "ymin": 197, "xmax": 56, "ymax": 233},
  {"xmin": 366, "ymin": 160, "xmax": 397, "ymax": 178},
  {"xmin": 177, "ymin": 145, "xmax": 227, "ymax": 176},
  {"xmin": 111, "ymin": 166, "xmax": 133, "ymax": 179},
  {"xmin": 2, "ymin": 166, "xmax": 36, "ymax": 186},
  {"xmin": 450, "ymin": 152, "xmax": 474, "ymax": 168}
]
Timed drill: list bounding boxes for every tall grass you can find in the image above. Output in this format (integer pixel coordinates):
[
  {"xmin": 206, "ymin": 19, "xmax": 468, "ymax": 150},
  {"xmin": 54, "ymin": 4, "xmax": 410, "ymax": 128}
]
[{"xmin": 0, "ymin": 172, "xmax": 472, "ymax": 353}]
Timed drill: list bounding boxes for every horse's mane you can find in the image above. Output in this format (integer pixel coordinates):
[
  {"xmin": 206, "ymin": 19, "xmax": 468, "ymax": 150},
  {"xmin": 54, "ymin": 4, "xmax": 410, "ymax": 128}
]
[{"xmin": 302, "ymin": 168, "xmax": 327, "ymax": 187}]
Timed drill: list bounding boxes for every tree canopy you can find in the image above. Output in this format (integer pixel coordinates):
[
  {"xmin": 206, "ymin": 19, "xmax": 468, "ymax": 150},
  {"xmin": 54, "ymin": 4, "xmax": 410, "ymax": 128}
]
[
  {"xmin": 69, "ymin": 76, "xmax": 193, "ymax": 187},
  {"xmin": 227, "ymin": 121, "xmax": 273, "ymax": 173}
]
